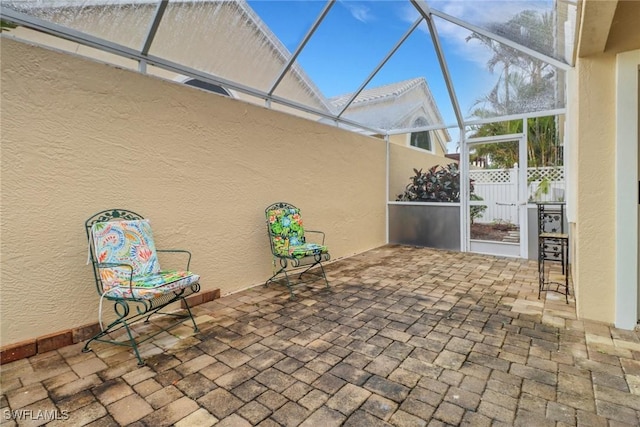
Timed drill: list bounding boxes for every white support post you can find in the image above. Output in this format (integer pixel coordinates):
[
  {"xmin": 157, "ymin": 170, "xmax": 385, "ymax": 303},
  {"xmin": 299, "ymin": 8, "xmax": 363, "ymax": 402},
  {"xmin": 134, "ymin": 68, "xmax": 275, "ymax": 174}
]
[
  {"xmin": 614, "ymin": 51, "xmax": 639, "ymax": 329},
  {"xmin": 385, "ymin": 134, "xmax": 390, "ymax": 245},
  {"xmin": 460, "ymin": 129, "xmax": 469, "ymax": 252},
  {"xmin": 519, "ymin": 120, "xmax": 529, "ymax": 259}
]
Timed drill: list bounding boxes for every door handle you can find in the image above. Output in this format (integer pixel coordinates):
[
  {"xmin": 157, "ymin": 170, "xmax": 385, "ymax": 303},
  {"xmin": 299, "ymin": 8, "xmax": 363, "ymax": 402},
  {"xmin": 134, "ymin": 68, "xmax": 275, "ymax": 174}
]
[{"xmin": 495, "ymin": 201, "xmax": 528, "ymax": 206}]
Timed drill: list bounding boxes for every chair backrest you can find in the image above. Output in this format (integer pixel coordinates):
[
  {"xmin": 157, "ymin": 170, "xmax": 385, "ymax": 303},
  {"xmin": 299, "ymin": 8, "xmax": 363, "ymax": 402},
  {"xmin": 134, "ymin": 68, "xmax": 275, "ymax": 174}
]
[
  {"xmin": 265, "ymin": 202, "xmax": 306, "ymax": 256},
  {"xmin": 537, "ymin": 203, "xmax": 565, "ymax": 234},
  {"xmin": 85, "ymin": 209, "xmax": 159, "ymax": 293}
]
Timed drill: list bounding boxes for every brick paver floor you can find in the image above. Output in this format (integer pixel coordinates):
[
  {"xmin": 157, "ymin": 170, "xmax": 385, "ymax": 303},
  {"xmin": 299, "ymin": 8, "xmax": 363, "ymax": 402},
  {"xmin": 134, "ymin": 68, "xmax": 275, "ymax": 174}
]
[{"xmin": 2, "ymin": 245, "xmax": 639, "ymax": 426}]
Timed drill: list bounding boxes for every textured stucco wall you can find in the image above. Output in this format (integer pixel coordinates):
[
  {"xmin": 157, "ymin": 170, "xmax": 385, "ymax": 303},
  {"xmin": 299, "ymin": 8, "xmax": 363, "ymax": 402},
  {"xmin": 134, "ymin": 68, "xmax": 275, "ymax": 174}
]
[
  {"xmin": 6, "ymin": 2, "xmax": 326, "ymax": 110},
  {"xmin": 0, "ymin": 39, "xmax": 386, "ymax": 345},
  {"xmin": 572, "ymin": 53, "xmax": 617, "ymax": 323},
  {"xmin": 389, "ymin": 132, "xmax": 447, "ymax": 158},
  {"xmin": 5, "ymin": 21, "xmax": 323, "ymax": 121}
]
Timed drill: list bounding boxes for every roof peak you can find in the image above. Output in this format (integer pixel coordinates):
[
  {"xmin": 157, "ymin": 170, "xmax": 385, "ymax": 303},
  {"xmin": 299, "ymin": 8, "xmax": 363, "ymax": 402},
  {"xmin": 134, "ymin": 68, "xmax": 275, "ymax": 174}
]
[{"xmin": 330, "ymin": 77, "xmax": 426, "ymax": 108}]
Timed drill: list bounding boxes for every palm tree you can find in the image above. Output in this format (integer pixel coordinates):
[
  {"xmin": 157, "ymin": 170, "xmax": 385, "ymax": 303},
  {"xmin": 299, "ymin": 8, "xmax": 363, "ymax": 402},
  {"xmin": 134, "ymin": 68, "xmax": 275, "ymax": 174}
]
[
  {"xmin": 466, "ymin": 10, "xmax": 562, "ymax": 168},
  {"xmin": 468, "ymin": 116, "xmax": 560, "ymax": 168}
]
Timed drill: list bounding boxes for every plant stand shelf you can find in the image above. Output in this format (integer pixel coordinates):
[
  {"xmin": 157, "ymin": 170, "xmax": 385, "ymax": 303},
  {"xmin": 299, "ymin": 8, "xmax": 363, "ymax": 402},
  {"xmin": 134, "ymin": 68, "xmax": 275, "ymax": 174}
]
[{"xmin": 537, "ymin": 203, "xmax": 570, "ymax": 303}]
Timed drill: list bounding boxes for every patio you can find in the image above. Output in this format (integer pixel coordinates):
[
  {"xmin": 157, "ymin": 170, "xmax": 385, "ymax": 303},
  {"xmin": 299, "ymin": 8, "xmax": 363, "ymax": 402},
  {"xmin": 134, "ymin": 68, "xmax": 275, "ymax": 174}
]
[{"xmin": 1, "ymin": 245, "xmax": 639, "ymax": 426}]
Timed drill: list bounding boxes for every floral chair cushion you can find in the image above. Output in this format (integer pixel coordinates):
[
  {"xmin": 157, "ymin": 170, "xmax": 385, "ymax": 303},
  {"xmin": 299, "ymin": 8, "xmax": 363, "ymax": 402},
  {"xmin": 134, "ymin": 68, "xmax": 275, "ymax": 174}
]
[
  {"xmin": 267, "ymin": 208, "xmax": 328, "ymax": 259},
  {"xmin": 102, "ymin": 270, "xmax": 200, "ymax": 300},
  {"xmin": 287, "ymin": 242, "xmax": 328, "ymax": 259},
  {"xmin": 92, "ymin": 219, "xmax": 199, "ymax": 298},
  {"xmin": 92, "ymin": 219, "xmax": 160, "ymax": 276}
]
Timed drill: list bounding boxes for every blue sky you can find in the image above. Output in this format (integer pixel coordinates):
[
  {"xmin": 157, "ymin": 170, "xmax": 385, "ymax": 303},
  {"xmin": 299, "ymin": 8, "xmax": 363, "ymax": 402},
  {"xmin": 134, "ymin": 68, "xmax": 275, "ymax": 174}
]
[{"xmin": 246, "ymin": 0, "xmax": 559, "ymax": 151}]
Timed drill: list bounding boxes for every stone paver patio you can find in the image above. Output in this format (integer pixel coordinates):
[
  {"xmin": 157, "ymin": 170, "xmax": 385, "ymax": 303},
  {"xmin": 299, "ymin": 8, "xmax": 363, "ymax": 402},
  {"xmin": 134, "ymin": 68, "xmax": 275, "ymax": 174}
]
[{"xmin": 1, "ymin": 245, "xmax": 639, "ymax": 426}]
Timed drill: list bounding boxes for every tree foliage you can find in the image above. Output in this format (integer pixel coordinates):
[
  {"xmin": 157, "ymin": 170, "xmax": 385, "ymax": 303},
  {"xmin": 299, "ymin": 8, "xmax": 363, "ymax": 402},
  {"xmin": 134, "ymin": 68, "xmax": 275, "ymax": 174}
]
[
  {"xmin": 465, "ymin": 10, "xmax": 562, "ymax": 168},
  {"xmin": 396, "ymin": 164, "xmax": 463, "ymax": 202},
  {"xmin": 466, "ymin": 10, "xmax": 557, "ymax": 116},
  {"xmin": 1, "ymin": 20, "xmax": 17, "ymax": 32},
  {"xmin": 397, "ymin": 164, "xmax": 488, "ymax": 223},
  {"xmin": 470, "ymin": 116, "xmax": 561, "ymax": 168}
]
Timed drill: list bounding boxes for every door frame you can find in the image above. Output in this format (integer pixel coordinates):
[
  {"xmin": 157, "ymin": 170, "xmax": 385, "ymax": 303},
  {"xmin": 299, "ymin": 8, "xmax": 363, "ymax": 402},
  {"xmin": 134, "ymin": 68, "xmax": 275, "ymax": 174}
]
[
  {"xmin": 462, "ymin": 132, "xmax": 528, "ymax": 258},
  {"xmin": 614, "ymin": 52, "xmax": 639, "ymax": 328}
]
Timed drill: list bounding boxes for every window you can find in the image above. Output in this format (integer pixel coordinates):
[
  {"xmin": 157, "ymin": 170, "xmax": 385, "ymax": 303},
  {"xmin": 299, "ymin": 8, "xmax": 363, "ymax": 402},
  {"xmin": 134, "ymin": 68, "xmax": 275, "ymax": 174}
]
[
  {"xmin": 183, "ymin": 79, "xmax": 231, "ymax": 97},
  {"xmin": 410, "ymin": 131, "xmax": 432, "ymax": 151},
  {"xmin": 409, "ymin": 117, "xmax": 432, "ymax": 151}
]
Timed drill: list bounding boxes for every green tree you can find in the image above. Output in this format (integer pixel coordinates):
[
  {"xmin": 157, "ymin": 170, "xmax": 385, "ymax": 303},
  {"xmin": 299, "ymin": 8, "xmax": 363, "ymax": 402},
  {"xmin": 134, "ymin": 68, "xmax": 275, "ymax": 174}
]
[
  {"xmin": 466, "ymin": 10, "xmax": 556, "ymax": 115},
  {"xmin": 472, "ymin": 138, "xmax": 519, "ymax": 169},
  {"xmin": 1, "ymin": 20, "xmax": 17, "ymax": 32},
  {"xmin": 469, "ymin": 116, "xmax": 560, "ymax": 168},
  {"xmin": 466, "ymin": 10, "xmax": 562, "ymax": 168}
]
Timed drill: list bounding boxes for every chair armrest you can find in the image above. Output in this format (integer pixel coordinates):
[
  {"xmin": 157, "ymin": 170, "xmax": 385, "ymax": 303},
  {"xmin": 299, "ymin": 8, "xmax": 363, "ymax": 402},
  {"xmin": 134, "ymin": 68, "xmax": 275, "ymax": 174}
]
[
  {"xmin": 304, "ymin": 230, "xmax": 325, "ymax": 245},
  {"xmin": 156, "ymin": 249, "xmax": 192, "ymax": 270}
]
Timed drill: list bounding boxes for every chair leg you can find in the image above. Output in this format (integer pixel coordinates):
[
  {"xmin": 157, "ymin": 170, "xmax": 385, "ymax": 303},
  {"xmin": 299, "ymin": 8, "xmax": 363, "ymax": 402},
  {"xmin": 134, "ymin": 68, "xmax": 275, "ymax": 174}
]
[
  {"xmin": 123, "ymin": 321, "xmax": 145, "ymax": 366},
  {"xmin": 281, "ymin": 269, "xmax": 295, "ymax": 299},
  {"xmin": 82, "ymin": 329, "xmax": 108, "ymax": 354},
  {"xmin": 83, "ymin": 294, "xmax": 200, "ymax": 366},
  {"xmin": 564, "ymin": 241, "xmax": 570, "ymax": 302},
  {"xmin": 82, "ymin": 299, "xmax": 130, "ymax": 355},
  {"xmin": 538, "ymin": 242, "xmax": 544, "ymax": 300},
  {"xmin": 143, "ymin": 303, "xmax": 197, "ymax": 328},
  {"xmin": 298, "ymin": 260, "xmax": 330, "ymax": 289},
  {"xmin": 280, "ymin": 267, "xmax": 296, "ymax": 299},
  {"xmin": 82, "ymin": 311, "xmax": 146, "ymax": 366},
  {"xmin": 317, "ymin": 261, "xmax": 330, "ymax": 289},
  {"xmin": 181, "ymin": 296, "xmax": 200, "ymax": 333},
  {"xmin": 297, "ymin": 260, "xmax": 320, "ymax": 280},
  {"xmin": 265, "ymin": 265, "xmax": 286, "ymax": 287},
  {"xmin": 537, "ymin": 238, "xmax": 570, "ymax": 304},
  {"xmin": 267, "ymin": 256, "xmax": 330, "ymax": 299},
  {"xmin": 265, "ymin": 266, "xmax": 296, "ymax": 298}
]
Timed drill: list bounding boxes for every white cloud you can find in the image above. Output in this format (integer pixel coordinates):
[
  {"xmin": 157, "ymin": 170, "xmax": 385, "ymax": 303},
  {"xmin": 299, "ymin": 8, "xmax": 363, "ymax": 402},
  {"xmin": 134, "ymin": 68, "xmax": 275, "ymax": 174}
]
[
  {"xmin": 397, "ymin": 2, "xmax": 421, "ymax": 26},
  {"xmin": 432, "ymin": 0, "xmax": 549, "ymax": 26},
  {"xmin": 339, "ymin": 0, "xmax": 375, "ymax": 23},
  {"xmin": 397, "ymin": 2, "xmax": 491, "ymax": 69},
  {"xmin": 398, "ymin": 1, "xmax": 550, "ymax": 70},
  {"xmin": 434, "ymin": 15, "xmax": 493, "ymax": 69}
]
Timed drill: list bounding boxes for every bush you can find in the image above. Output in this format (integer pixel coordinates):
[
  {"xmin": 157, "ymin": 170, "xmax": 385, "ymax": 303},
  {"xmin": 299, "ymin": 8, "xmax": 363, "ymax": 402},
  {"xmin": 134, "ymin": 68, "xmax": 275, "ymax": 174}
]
[
  {"xmin": 470, "ymin": 193, "xmax": 487, "ymax": 224},
  {"xmin": 396, "ymin": 163, "xmax": 462, "ymax": 202},
  {"xmin": 396, "ymin": 163, "xmax": 487, "ymax": 223}
]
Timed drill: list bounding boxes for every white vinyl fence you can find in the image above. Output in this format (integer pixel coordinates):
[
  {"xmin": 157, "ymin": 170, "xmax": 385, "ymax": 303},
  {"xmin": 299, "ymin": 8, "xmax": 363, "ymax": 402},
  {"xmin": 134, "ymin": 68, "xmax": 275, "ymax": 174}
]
[{"xmin": 469, "ymin": 166, "xmax": 565, "ymax": 225}]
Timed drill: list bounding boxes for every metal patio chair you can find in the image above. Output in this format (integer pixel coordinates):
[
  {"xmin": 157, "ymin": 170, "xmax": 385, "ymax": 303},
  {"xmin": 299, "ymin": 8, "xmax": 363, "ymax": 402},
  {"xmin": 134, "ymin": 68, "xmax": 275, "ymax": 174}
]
[
  {"xmin": 83, "ymin": 209, "xmax": 200, "ymax": 365},
  {"xmin": 265, "ymin": 202, "xmax": 330, "ymax": 298}
]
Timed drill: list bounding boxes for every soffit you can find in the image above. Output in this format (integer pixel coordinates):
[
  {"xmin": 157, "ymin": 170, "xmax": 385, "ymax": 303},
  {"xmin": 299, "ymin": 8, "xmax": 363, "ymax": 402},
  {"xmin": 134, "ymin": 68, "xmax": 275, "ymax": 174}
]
[
  {"xmin": 577, "ymin": 0, "xmax": 617, "ymax": 57},
  {"xmin": 605, "ymin": 0, "xmax": 640, "ymax": 54}
]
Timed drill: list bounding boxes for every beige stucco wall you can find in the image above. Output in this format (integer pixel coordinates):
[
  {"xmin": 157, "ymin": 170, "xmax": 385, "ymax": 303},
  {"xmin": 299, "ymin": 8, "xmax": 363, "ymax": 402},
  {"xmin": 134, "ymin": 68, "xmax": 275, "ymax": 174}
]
[
  {"xmin": 571, "ymin": 53, "xmax": 617, "ymax": 323},
  {"xmin": 389, "ymin": 133, "xmax": 447, "ymax": 157},
  {"xmin": 10, "ymin": 2, "xmax": 326, "ymax": 110},
  {"xmin": 388, "ymin": 140, "xmax": 451, "ymax": 201},
  {"xmin": 0, "ymin": 39, "xmax": 386, "ymax": 346},
  {"xmin": 568, "ymin": 0, "xmax": 640, "ymax": 325}
]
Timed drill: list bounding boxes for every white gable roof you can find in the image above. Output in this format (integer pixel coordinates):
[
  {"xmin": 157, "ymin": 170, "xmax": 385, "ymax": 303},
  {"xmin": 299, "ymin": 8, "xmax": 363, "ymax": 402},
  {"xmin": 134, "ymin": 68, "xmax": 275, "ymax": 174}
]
[
  {"xmin": 330, "ymin": 78, "xmax": 425, "ymax": 109},
  {"xmin": 330, "ymin": 78, "xmax": 451, "ymax": 139}
]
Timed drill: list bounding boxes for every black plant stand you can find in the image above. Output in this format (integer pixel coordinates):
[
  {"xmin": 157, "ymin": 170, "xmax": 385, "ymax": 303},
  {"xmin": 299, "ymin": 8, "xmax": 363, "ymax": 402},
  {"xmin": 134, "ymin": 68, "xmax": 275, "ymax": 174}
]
[{"xmin": 537, "ymin": 202, "xmax": 569, "ymax": 303}]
